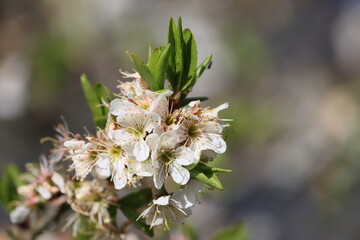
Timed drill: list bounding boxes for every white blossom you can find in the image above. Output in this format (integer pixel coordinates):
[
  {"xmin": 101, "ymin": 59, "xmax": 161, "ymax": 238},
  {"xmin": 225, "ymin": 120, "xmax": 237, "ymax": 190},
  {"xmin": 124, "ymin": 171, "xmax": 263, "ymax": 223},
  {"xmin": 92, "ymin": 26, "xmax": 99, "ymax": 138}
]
[
  {"xmin": 65, "ymin": 140, "xmax": 98, "ymax": 180},
  {"xmin": 147, "ymin": 132, "xmax": 196, "ymax": 189},
  {"xmin": 111, "ymin": 112, "xmax": 160, "ymax": 161},
  {"xmin": 178, "ymin": 119, "xmax": 227, "ymax": 159},
  {"xmin": 138, "ymin": 195, "xmax": 187, "ymax": 229}
]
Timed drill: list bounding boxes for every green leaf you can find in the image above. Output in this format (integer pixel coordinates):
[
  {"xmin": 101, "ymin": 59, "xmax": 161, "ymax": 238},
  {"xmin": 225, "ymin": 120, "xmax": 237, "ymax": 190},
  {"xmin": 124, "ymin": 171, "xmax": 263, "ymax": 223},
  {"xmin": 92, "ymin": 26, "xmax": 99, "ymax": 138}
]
[
  {"xmin": 127, "ymin": 51, "xmax": 159, "ymax": 90},
  {"xmin": 167, "ymin": 17, "xmax": 184, "ymax": 91},
  {"xmin": 189, "ymin": 166, "xmax": 223, "ymax": 191},
  {"xmin": 118, "ymin": 205, "xmax": 154, "ymax": 237},
  {"xmin": 175, "ymin": 17, "xmax": 184, "ymax": 90},
  {"xmin": 80, "ymin": 74, "xmax": 107, "ymax": 129},
  {"xmin": 192, "ymin": 55, "xmax": 212, "ymax": 88},
  {"xmin": 189, "ymin": 163, "xmax": 231, "ymax": 190},
  {"xmin": 211, "ymin": 168, "xmax": 232, "ymax": 173},
  {"xmin": 211, "ymin": 223, "xmax": 249, "ymax": 240},
  {"xmin": 195, "ymin": 163, "xmax": 232, "ymax": 174},
  {"xmin": 94, "ymin": 83, "xmax": 115, "ymax": 104},
  {"xmin": 118, "ymin": 188, "xmax": 153, "ymax": 209},
  {"xmin": 154, "ymin": 44, "xmax": 171, "ymax": 90},
  {"xmin": 0, "ymin": 165, "xmax": 22, "ymax": 211},
  {"xmin": 147, "ymin": 47, "xmax": 162, "ymax": 75},
  {"xmin": 180, "ymin": 29, "xmax": 198, "ymax": 91},
  {"xmin": 179, "ymin": 97, "xmax": 208, "ymax": 107}
]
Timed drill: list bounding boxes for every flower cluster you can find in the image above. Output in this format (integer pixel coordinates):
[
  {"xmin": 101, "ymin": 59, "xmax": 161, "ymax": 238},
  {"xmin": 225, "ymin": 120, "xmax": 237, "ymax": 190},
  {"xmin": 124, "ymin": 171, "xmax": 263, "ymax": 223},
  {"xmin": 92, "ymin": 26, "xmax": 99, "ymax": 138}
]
[
  {"xmin": 4, "ymin": 17, "xmax": 231, "ymax": 239},
  {"xmin": 9, "ymin": 156, "xmax": 65, "ymax": 224},
  {"xmin": 64, "ymin": 72, "xmax": 227, "ymax": 191}
]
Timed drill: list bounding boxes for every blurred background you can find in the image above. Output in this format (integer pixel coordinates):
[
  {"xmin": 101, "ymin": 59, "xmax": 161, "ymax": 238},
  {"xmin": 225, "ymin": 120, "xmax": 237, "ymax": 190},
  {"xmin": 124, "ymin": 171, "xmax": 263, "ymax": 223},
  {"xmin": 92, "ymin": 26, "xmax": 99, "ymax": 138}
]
[{"xmin": 1, "ymin": 0, "xmax": 360, "ymax": 239}]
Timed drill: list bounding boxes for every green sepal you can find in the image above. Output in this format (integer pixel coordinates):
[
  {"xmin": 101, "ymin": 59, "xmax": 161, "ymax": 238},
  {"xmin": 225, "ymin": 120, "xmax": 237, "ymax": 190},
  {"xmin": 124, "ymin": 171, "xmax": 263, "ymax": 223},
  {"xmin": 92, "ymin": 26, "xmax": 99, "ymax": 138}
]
[{"xmin": 211, "ymin": 223, "xmax": 249, "ymax": 240}]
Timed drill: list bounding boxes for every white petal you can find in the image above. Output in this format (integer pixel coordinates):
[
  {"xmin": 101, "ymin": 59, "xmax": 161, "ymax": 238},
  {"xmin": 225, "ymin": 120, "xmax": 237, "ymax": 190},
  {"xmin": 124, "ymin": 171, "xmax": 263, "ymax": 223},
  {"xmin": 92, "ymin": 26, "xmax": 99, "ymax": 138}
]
[
  {"xmin": 133, "ymin": 139, "xmax": 149, "ymax": 161},
  {"xmin": 111, "ymin": 129, "xmax": 132, "ymax": 145},
  {"xmin": 216, "ymin": 102, "xmax": 229, "ymax": 112},
  {"xmin": 120, "ymin": 71, "xmax": 141, "ymax": 79},
  {"xmin": 10, "ymin": 205, "xmax": 30, "ymax": 224},
  {"xmin": 128, "ymin": 160, "xmax": 153, "ymax": 177},
  {"xmin": 153, "ymin": 126, "xmax": 165, "ymax": 135},
  {"xmin": 37, "ymin": 186, "xmax": 52, "ymax": 200},
  {"xmin": 145, "ymin": 133, "xmax": 160, "ymax": 151},
  {"xmin": 150, "ymin": 93, "xmax": 169, "ymax": 116},
  {"xmin": 109, "ymin": 99, "xmax": 137, "ymax": 116},
  {"xmin": 95, "ymin": 154, "xmax": 111, "ymax": 179},
  {"xmin": 153, "ymin": 195, "xmax": 171, "ymax": 205},
  {"xmin": 51, "ymin": 172, "xmax": 65, "ymax": 193},
  {"xmin": 153, "ymin": 161, "xmax": 166, "ymax": 189},
  {"xmin": 64, "ymin": 140, "xmax": 85, "ymax": 150},
  {"xmin": 174, "ymin": 147, "xmax": 196, "ymax": 166},
  {"xmin": 204, "ymin": 121, "xmax": 222, "ymax": 133},
  {"xmin": 112, "ymin": 161, "xmax": 127, "ymax": 190},
  {"xmin": 169, "ymin": 163, "xmax": 190, "ymax": 185},
  {"xmin": 210, "ymin": 136, "xmax": 227, "ymax": 154},
  {"xmin": 143, "ymin": 113, "xmax": 161, "ymax": 132},
  {"xmin": 172, "ymin": 180, "xmax": 203, "ymax": 209},
  {"xmin": 187, "ymin": 180, "xmax": 204, "ymax": 194},
  {"xmin": 200, "ymin": 150, "xmax": 217, "ymax": 161},
  {"xmin": 159, "ymin": 131, "xmax": 179, "ymax": 149}
]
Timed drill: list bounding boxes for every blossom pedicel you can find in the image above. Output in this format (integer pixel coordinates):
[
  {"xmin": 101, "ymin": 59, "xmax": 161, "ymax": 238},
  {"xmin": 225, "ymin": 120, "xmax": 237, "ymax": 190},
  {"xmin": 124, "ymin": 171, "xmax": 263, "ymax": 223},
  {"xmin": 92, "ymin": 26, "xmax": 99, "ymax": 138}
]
[{"xmin": 2, "ymin": 17, "xmax": 231, "ymax": 239}]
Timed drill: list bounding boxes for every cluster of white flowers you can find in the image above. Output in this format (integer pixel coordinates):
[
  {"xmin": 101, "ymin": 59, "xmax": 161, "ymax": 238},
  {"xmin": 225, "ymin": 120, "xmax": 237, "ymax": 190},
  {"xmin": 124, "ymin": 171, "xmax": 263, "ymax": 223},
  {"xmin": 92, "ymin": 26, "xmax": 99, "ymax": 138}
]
[
  {"xmin": 8, "ymin": 71, "xmax": 229, "ymax": 238},
  {"xmin": 4, "ymin": 16, "xmax": 232, "ymax": 239},
  {"xmin": 64, "ymin": 72, "xmax": 227, "ymax": 190},
  {"xmin": 61, "ymin": 71, "xmax": 228, "ymax": 229}
]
